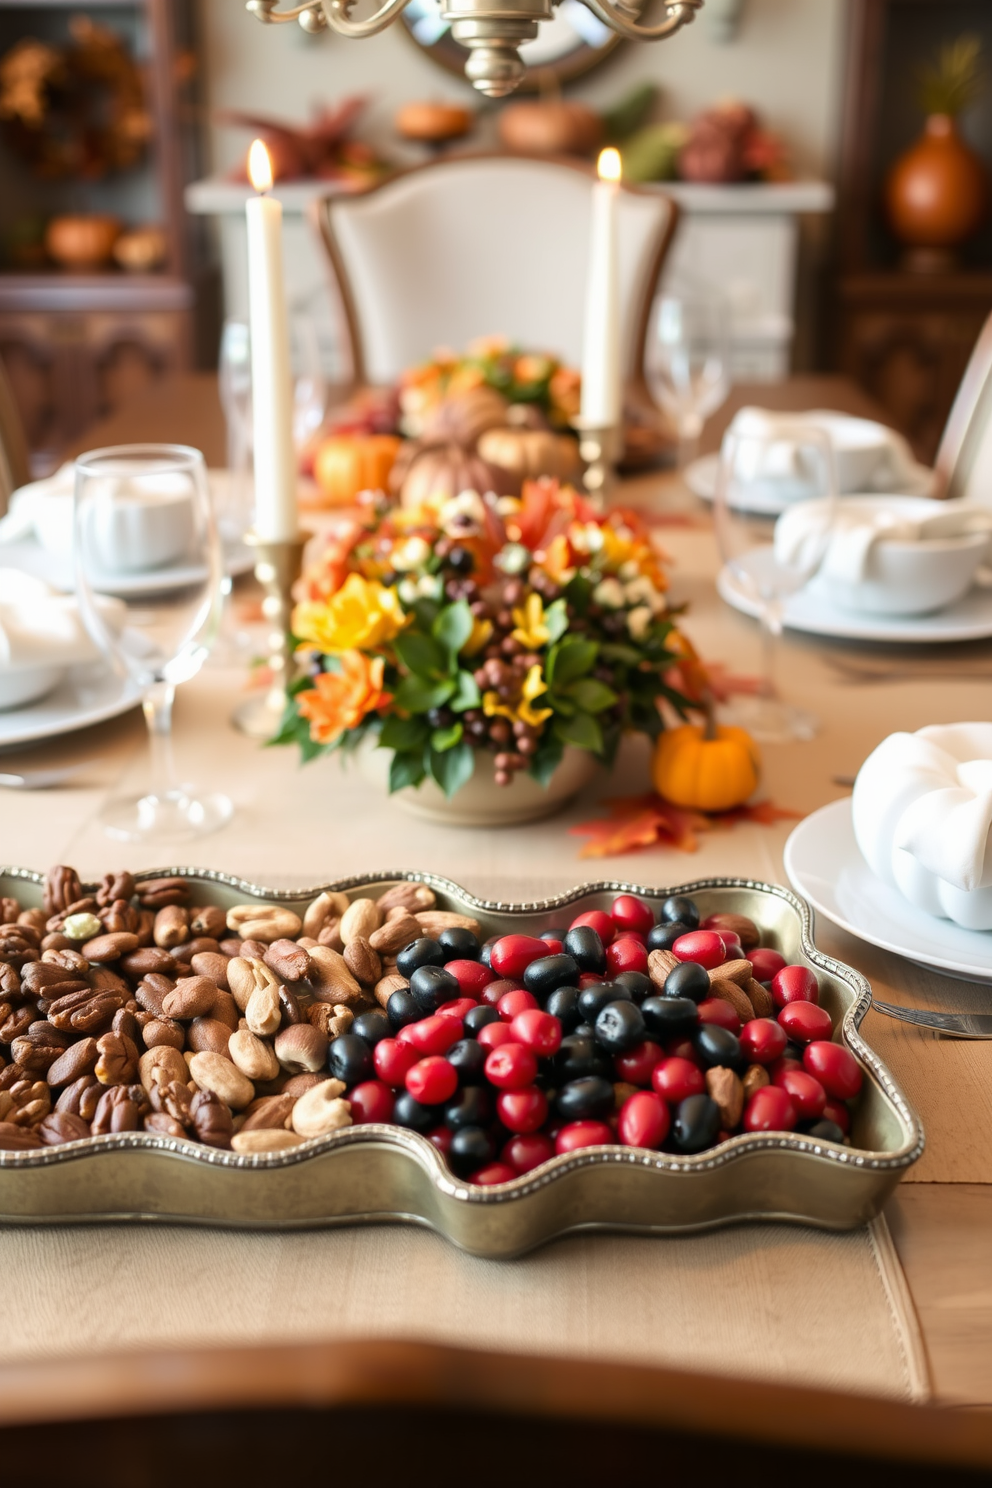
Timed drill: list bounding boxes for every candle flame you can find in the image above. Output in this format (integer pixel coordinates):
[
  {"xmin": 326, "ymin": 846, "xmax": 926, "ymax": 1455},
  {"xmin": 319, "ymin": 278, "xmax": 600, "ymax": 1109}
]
[
  {"xmin": 248, "ymin": 139, "xmax": 274, "ymax": 194},
  {"xmin": 597, "ymin": 147, "xmax": 622, "ymax": 183}
]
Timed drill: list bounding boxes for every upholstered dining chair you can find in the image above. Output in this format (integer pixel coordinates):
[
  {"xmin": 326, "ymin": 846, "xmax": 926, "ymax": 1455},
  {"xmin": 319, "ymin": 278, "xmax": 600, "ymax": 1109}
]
[
  {"xmin": 934, "ymin": 309, "xmax": 992, "ymax": 504},
  {"xmin": 0, "ymin": 354, "xmax": 30, "ymax": 519},
  {"xmin": 312, "ymin": 154, "xmax": 678, "ymax": 391}
]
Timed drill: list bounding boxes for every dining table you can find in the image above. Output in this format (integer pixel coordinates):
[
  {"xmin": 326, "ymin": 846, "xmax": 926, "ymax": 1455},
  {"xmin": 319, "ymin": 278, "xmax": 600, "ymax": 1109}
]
[{"xmin": 2, "ymin": 371, "xmax": 992, "ymax": 1484}]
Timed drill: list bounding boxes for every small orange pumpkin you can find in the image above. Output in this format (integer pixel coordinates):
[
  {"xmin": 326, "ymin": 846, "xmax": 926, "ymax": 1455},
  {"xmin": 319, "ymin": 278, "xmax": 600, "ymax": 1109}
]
[
  {"xmin": 652, "ymin": 721, "xmax": 760, "ymax": 813},
  {"xmin": 312, "ymin": 434, "xmax": 402, "ymax": 507}
]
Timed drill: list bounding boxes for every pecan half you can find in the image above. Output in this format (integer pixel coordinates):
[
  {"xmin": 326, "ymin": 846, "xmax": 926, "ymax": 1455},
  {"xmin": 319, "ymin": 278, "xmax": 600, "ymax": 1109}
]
[
  {"xmin": 38, "ymin": 1112, "xmax": 91, "ymax": 1146},
  {"xmin": 10, "ymin": 1022, "xmax": 72, "ymax": 1074},
  {"xmin": 149, "ymin": 1078, "xmax": 192, "ymax": 1127},
  {"xmin": 99, "ymin": 899, "xmax": 140, "ymax": 935},
  {"xmin": 55, "ymin": 1077, "xmax": 103, "ymax": 1122},
  {"xmin": 189, "ymin": 1088, "xmax": 233, "ymax": 1148},
  {"xmin": 96, "ymin": 871, "xmax": 137, "ymax": 908},
  {"xmin": 91, "ymin": 1083, "xmax": 150, "ymax": 1135},
  {"xmin": 94, "ymin": 1031, "xmax": 140, "ymax": 1086},
  {"xmin": 376, "ymin": 883, "xmax": 436, "ymax": 914},
  {"xmin": 189, "ymin": 904, "xmax": 227, "ymax": 939},
  {"xmin": 134, "ymin": 973, "xmax": 175, "ymax": 1017},
  {"xmin": 0, "ymin": 1079, "xmax": 51, "ymax": 1126},
  {"xmin": 0, "ymin": 1122, "xmax": 42, "ymax": 1150},
  {"xmin": 0, "ymin": 926, "xmax": 40, "ymax": 970},
  {"xmin": 0, "ymin": 898, "xmax": 20, "ymax": 925},
  {"xmin": 136, "ymin": 877, "xmax": 189, "ymax": 909},
  {"xmin": 44, "ymin": 866, "xmax": 83, "ymax": 918}
]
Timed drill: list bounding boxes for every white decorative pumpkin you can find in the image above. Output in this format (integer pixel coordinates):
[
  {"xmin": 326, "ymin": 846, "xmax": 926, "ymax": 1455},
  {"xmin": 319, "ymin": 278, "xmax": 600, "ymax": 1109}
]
[{"xmin": 852, "ymin": 723, "xmax": 992, "ymax": 930}]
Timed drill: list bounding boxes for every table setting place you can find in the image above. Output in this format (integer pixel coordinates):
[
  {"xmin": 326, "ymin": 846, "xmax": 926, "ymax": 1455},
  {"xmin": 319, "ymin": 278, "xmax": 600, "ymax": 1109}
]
[{"xmin": 4, "ymin": 125, "xmax": 992, "ymax": 1429}]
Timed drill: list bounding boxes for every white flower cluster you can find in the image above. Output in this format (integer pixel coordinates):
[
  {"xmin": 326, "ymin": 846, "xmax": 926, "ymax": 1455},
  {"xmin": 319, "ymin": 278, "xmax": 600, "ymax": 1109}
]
[{"xmin": 591, "ymin": 572, "xmax": 667, "ymax": 641}]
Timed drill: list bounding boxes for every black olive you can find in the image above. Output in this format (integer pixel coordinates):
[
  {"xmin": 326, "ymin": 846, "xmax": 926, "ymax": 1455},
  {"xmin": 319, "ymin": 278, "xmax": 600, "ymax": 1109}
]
[
  {"xmin": 672, "ymin": 1093, "xmax": 721, "ymax": 1152},
  {"xmin": 694, "ymin": 1024, "xmax": 745, "ymax": 1072},
  {"xmin": 386, "ymin": 989, "xmax": 419, "ymax": 1031},
  {"xmin": 613, "ymin": 970, "xmax": 652, "ymax": 1004},
  {"xmin": 523, "ymin": 953, "xmax": 580, "ymax": 997},
  {"xmin": 439, "ymin": 926, "xmax": 480, "ymax": 961},
  {"xmin": 572, "ymin": 1022, "xmax": 595, "ymax": 1039},
  {"xmin": 480, "ymin": 939, "xmax": 496, "ymax": 968},
  {"xmin": 664, "ymin": 961, "xmax": 710, "ymax": 1004},
  {"xmin": 551, "ymin": 1034, "xmax": 611, "ymax": 1083},
  {"xmin": 805, "ymin": 1119, "xmax": 846, "ymax": 1144},
  {"xmin": 446, "ymin": 545, "xmax": 474, "ymax": 575},
  {"xmin": 557, "ymin": 1076, "xmax": 614, "ymax": 1122},
  {"xmin": 647, "ymin": 921, "xmax": 690, "ymax": 952},
  {"xmin": 445, "ymin": 1086, "xmax": 493, "ymax": 1129},
  {"xmin": 397, "ymin": 937, "xmax": 446, "ymax": 979},
  {"xmin": 541, "ymin": 927, "xmax": 567, "ymax": 943},
  {"xmin": 641, "ymin": 995, "xmax": 700, "ymax": 1038},
  {"xmin": 409, "ymin": 963, "xmax": 459, "ymax": 1014},
  {"xmin": 447, "ymin": 1038, "xmax": 487, "ymax": 1085},
  {"xmin": 563, "ymin": 925, "xmax": 607, "ymax": 974},
  {"xmin": 784, "ymin": 1039, "xmax": 805, "ymax": 1062},
  {"xmin": 449, "ymin": 1125, "xmax": 496, "ymax": 1176},
  {"xmin": 392, "ymin": 1090, "xmax": 439, "ymax": 1133},
  {"xmin": 464, "ymin": 1004, "xmax": 500, "ymax": 1036},
  {"xmin": 594, "ymin": 999, "xmax": 646, "ymax": 1053},
  {"xmin": 545, "ymin": 985, "xmax": 582, "ymax": 1032},
  {"xmin": 351, "ymin": 1010, "xmax": 390, "ymax": 1046},
  {"xmin": 578, "ymin": 981, "xmax": 627, "ymax": 1022},
  {"xmin": 327, "ymin": 1034, "xmax": 373, "ymax": 1085},
  {"xmin": 660, "ymin": 895, "xmax": 700, "ymax": 929}
]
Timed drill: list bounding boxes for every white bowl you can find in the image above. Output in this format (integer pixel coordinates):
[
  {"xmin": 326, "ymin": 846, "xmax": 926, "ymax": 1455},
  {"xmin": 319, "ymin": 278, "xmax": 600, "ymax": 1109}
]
[
  {"xmin": 0, "ymin": 663, "xmax": 65, "ymax": 711},
  {"xmin": 806, "ymin": 413, "xmax": 893, "ymax": 493}
]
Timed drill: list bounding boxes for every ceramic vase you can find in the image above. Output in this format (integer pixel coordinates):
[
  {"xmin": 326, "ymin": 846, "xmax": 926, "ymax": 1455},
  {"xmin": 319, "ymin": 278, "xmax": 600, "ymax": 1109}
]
[{"xmin": 885, "ymin": 114, "xmax": 989, "ymax": 271}]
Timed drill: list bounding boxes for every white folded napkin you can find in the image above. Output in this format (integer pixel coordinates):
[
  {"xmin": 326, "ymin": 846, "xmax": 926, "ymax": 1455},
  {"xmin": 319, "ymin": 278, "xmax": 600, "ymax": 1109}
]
[
  {"xmin": 774, "ymin": 497, "xmax": 992, "ymax": 585},
  {"xmin": 0, "ymin": 464, "xmax": 74, "ymax": 546},
  {"xmin": 728, "ymin": 407, "xmax": 927, "ymax": 496},
  {"xmin": 0, "ymin": 569, "xmax": 124, "ymax": 669}
]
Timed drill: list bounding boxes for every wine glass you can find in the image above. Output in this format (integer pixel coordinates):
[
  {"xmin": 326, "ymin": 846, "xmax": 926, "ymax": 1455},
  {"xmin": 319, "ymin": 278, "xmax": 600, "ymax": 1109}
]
[
  {"xmin": 218, "ymin": 318, "xmax": 253, "ymax": 547},
  {"xmin": 713, "ymin": 425, "xmax": 837, "ymax": 743},
  {"xmin": 291, "ymin": 307, "xmax": 327, "ymax": 453},
  {"xmin": 646, "ymin": 287, "xmax": 730, "ymax": 469},
  {"xmin": 74, "ymin": 444, "xmax": 234, "ymax": 842}
]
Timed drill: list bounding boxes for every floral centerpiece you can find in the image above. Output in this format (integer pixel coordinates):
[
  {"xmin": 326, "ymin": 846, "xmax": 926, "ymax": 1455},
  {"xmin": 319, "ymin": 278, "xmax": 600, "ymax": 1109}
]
[
  {"xmin": 276, "ymin": 478, "xmax": 697, "ymax": 801},
  {"xmin": 398, "ymin": 336, "xmax": 581, "ymax": 438}
]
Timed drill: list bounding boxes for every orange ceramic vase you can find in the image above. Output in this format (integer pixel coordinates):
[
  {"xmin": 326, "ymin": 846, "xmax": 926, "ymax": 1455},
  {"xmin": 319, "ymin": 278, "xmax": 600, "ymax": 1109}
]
[{"xmin": 885, "ymin": 114, "xmax": 989, "ymax": 263}]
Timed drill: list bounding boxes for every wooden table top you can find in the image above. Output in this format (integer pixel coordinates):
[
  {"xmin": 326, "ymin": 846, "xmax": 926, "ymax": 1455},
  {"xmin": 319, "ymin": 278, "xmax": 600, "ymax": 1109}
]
[{"xmin": 20, "ymin": 371, "xmax": 992, "ymax": 1476}]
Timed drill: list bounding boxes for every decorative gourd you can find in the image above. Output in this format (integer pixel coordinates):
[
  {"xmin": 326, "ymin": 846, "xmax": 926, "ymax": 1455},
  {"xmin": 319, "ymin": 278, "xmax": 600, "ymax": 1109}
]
[
  {"xmin": 313, "ymin": 434, "xmax": 402, "ymax": 507},
  {"xmin": 421, "ymin": 386, "xmax": 509, "ymax": 448},
  {"xmin": 477, "ymin": 426, "xmax": 582, "ymax": 485},
  {"xmin": 45, "ymin": 214, "xmax": 120, "ymax": 268},
  {"xmin": 652, "ymin": 721, "xmax": 760, "ymax": 813},
  {"xmin": 852, "ymin": 723, "xmax": 992, "ymax": 929},
  {"xmin": 397, "ymin": 443, "xmax": 513, "ymax": 509},
  {"xmin": 497, "ymin": 100, "xmax": 603, "ymax": 158},
  {"xmin": 394, "ymin": 101, "xmax": 474, "ymax": 143}
]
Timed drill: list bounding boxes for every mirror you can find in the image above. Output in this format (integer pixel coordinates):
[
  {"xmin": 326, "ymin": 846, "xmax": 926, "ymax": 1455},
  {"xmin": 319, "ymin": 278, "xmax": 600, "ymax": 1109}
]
[{"xmin": 401, "ymin": 0, "xmax": 630, "ymax": 89}]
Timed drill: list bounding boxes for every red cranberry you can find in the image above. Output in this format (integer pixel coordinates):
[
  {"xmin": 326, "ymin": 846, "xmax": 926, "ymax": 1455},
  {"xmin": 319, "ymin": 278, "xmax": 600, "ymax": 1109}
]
[
  {"xmin": 743, "ymin": 1086, "xmax": 797, "ymax": 1132},
  {"xmin": 768, "ymin": 1056, "xmax": 803, "ymax": 1083},
  {"xmin": 470, "ymin": 1162, "xmax": 517, "ymax": 1185},
  {"xmin": 348, "ymin": 1080, "xmax": 395, "ymax": 1123},
  {"xmin": 617, "ymin": 1091, "xmax": 670, "ymax": 1149},
  {"xmin": 775, "ymin": 1068, "xmax": 826, "ymax": 1120},
  {"xmin": 610, "ymin": 894, "xmax": 654, "ymax": 936},
  {"xmin": 803, "ymin": 1041, "xmax": 862, "ymax": 1100},
  {"xmin": 510, "ymin": 1008, "xmax": 562, "ymax": 1056},
  {"xmin": 427, "ymin": 1125, "xmax": 453, "ymax": 1156},
  {"xmin": 373, "ymin": 1038, "xmax": 418, "ymax": 1086},
  {"xmin": 770, "ymin": 964, "xmax": 819, "ymax": 1007},
  {"xmin": 497, "ymin": 989, "xmax": 539, "ymax": 1022},
  {"xmin": 489, "ymin": 935, "xmax": 547, "ymax": 979},
  {"xmin": 444, "ymin": 960, "xmax": 494, "ymax": 997},
  {"xmin": 739, "ymin": 1018, "xmax": 787, "ymax": 1065},
  {"xmin": 436, "ymin": 997, "xmax": 479, "ymax": 1020},
  {"xmin": 579, "ymin": 971, "xmax": 606, "ymax": 989},
  {"xmin": 672, "ymin": 930, "xmax": 725, "ymax": 970},
  {"xmin": 405, "ymin": 1056, "xmax": 458, "ymax": 1106},
  {"xmin": 555, "ymin": 1119, "xmax": 614, "ymax": 1154},
  {"xmin": 614, "ymin": 1039, "xmax": 664, "ymax": 1085},
  {"xmin": 477, "ymin": 1021, "xmax": 515, "ymax": 1050},
  {"xmin": 605, "ymin": 936, "xmax": 649, "ymax": 978},
  {"xmin": 778, "ymin": 1001, "xmax": 832, "ymax": 1044},
  {"xmin": 749, "ymin": 947, "xmax": 786, "ymax": 982},
  {"xmin": 652, "ymin": 1056, "xmax": 705, "ymax": 1103},
  {"xmin": 665, "ymin": 1037, "xmax": 700, "ymax": 1064},
  {"xmin": 697, "ymin": 997, "xmax": 741, "ymax": 1034},
  {"xmin": 714, "ymin": 932, "xmax": 743, "ymax": 958},
  {"xmin": 502, "ymin": 1133, "xmax": 555, "ymax": 1174},
  {"xmin": 569, "ymin": 910, "xmax": 616, "ymax": 946},
  {"xmin": 496, "ymin": 1086, "xmax": 548, "ymax": 1133},
  {"xmin": 541, "ymin": 938, "xmax": 564, "ymax": 956},
  {"xmin": 822, "ymin": 1098, "xmax": 850, "ymax": 1133},
  {"xmin": 484, "ymin": 1041, "xmax": 538, "ymax": 1090},
  {"xmin": 398, "ymin": 1014, "xmax": 463, "ymax": 1056}
]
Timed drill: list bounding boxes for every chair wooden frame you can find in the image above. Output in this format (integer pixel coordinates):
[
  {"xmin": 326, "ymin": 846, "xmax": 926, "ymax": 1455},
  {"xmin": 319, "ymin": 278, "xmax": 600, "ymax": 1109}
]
[
  {"xmin": 310, "ymin": 152, "xmax": 679, "ymax": 396},
  {"xmin": 933, "ymin": 309, "xmax": 992, "ymax": 502},
  {"xmin": 0, "ymin": 354, "xmax": 31, "ymax": 518}
]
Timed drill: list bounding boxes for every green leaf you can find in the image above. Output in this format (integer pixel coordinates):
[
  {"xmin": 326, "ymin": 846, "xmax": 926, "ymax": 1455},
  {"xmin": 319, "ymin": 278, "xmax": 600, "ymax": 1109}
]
[
  {"xmin": 411, "ymin": 597, "xmax": 441, "ymax": 632},
  {"xmin": 449, "ymin": 669, "xmax": 481, "ymax": 713},
  {"xmin": 389, "ymin": 751, "xmax": 426, "ymax": 793},
  {"xmin": 433, "ymin": 600, "xmax": 474, "ymax": 660},
  {"xmin": 394, "ymin": 631, "xmax": 445, "ymax": 679},
  {"xmin": 543, "ymin": 598, "xmax": 570, "ymax": 644},
  {"xmin": 428, "ymin": 739, "xmax": 476, "ymax": 798},
  {"xmin": 547, "ymin": 637, "xmax": 598, "ymax": 687},
  {"xmin": 554, "ymin": 710, "xmax": 603, "ymax": 754},
  {"xmin": 431, "ymin": 722, "xmax": 464, "ymax": 753},
  {"xmin": 564, "ymin": 678, "xmax": 618, "ymax": 714},
  {"xmin": 528, "ymin": 734, "xmax": 565, "ymax": 789},
  {"xmin": 563, "ymin": 573, "xmax": 593, "ymax": 614},
  {"xmin": 392, "ymin": 675, "xmax": 456, "ymax": 713},
  {"xmin": 599, "ymin": 641, "xmax": 643, "ymax": 668},
  {"xmin": 379, "ymin": 715, "xmax": 430, "ymax": 752}
]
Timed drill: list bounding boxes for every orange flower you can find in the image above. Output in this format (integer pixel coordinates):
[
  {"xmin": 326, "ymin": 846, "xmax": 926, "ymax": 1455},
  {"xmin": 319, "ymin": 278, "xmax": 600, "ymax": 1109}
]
[{"xmin": 297, "ymin": 652, "xmax": 391, "ymax": 744}]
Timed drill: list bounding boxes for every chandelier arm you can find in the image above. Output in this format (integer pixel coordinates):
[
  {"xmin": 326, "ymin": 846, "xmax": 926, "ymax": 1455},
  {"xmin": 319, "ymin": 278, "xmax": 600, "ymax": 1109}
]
[
  {"xmin": 578, "ymin": 0, "xmax": 702, "ymax": 42},
  {"xmin": 245, "ymin": 1, "xmax": 324, "ymax": 22},
  {"xmin": 317, "ymin": 0, "xmax": 413, "ymax": 37}
]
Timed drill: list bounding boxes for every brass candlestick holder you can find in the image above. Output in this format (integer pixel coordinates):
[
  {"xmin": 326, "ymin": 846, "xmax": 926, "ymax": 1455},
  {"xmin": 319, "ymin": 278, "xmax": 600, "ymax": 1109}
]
[
  {"xmin": 232, "ymin": 530, "xmax": 307, "ymax": 740},
  {"xmin": 572, "ymin": 420, "xmax": 622, "ymax": 512}
]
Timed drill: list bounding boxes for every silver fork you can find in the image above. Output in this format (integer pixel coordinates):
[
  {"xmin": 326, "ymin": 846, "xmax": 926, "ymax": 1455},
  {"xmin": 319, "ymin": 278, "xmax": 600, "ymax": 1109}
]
[{"xmin": 872, "ymin": 999, "xmax": 992, "ymax": 1039}]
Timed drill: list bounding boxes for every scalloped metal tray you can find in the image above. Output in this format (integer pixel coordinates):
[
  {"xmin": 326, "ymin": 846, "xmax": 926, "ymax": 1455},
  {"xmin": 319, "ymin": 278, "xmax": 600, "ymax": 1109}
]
[{"xmin": 0, "ymin": 867, "xmax": 924, "ymax": 1257}]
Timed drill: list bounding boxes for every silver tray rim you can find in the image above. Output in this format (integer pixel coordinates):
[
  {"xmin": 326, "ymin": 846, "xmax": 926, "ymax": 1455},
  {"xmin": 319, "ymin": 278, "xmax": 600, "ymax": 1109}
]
[{"xmin": 0, "ymin": 865, "xmax": 926, "ymax": 1196}]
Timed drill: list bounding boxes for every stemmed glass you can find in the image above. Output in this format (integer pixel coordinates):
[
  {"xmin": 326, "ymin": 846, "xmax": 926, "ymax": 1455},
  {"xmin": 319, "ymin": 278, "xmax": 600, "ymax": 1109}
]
[
  {"xmin": 646, "ymin": 287, "xmax": 730, "ymax": 468},
  {"xmin": 713, "ymin": 425, "xmax": 837, "ymax": 743},
  {"xmin": 218, "ymin": 318, "xmax": 254, "ymax": 547},
  {"xmin": 291, "ymin": 308, "xmax": 327, "ymax": 453},
  {"xmin": 74, "ymin": 444, "xmax": 234, "ymax": 841}
]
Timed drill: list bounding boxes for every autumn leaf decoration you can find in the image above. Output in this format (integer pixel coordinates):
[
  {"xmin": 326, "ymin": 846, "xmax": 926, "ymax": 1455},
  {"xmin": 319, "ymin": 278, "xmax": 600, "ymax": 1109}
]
[{"xmin": 570, "ymin": 793, "xmax": 801, "ymax": 859}]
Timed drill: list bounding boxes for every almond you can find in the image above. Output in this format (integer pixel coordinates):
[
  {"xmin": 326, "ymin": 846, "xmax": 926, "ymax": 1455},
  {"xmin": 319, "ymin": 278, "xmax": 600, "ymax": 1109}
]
[
  {"xmin": 647, "ymin": 949, "xmax": 679, "ymax": 989},
  {"xmin": 415, "ymin": 910, "xmax": 481, "ymax": 938},
  {"xmin": 232, "ymin": 1128, "xmax": 306, "ymax": 1155},
  {"xmin": 706, "ymin": 1066, "xmax": 744, "ymax": 1129},
  {"xmin": 153, "ymin": 905, "xmax": 189, "ymax": 949},
  {"xmin": 374, "ymin": 972, "xmax": 409, "ymax": 1010},
  {"xmin": 302, "ymin": 891, "xmax": 349, "ymax": 939},
  {"xmin": 340, "ymin": 897, "xmax": 382, "ymax": 945},
  {"xmin": 240, "ymin": 1093, "xmax": 296, "ymax": 1132},
  {"xmin": 186, "ymin": 1017, "xmax": 233, "ymax": 1056},
  {"xmin": 343, "ymin": 936, "xmax": 381, "ymax": 987},
  {"xmin": 708, "ymin": 958, "xmax": 753, "ymax": 988},
  {"xmin": 742, "ymin": 1063, "xmax": 770, "ymax": 1100},
  {"xmin": 308, "ymin": 945, "xmax": 363, "ymax": 1006},
  {"xmin": 162, "ymin": 976, "xmax": 218, "ymax": 1021},
  {"xmin": 745, "ymin": 977, "xmax": 776, "ymax": 1018},
  {"xmin": 709, "ymin": 977, "xmax": 754, "ymax": 1025},
  {"xmin": 377, "ymin": 883, "xmax": 436, "ymax": 914},
  {"xmin": 703, "ymin": 912, "xmax": 760, "ymax": 950},
  {"xmin": 188, "ymin": 1051, "xmax": 254, "ymax": 1110},
  {"xmin": 368, "ymin": 913, "xmax": 422, "ymax": 956},
  {"xmin": 228, "ymin": 1029, "xmax": 280, "ymax": 1083}
]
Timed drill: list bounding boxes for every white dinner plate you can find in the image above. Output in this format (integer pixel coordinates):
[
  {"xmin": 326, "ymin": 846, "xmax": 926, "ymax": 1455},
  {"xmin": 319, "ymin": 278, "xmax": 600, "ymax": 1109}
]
[
  {"xmin": 784, "ymin": 797, "xmax": 992, "ymax": 984},
  {"xmin": 0, "ymin": 534, "xmax": 253, "ymax": 597},
  {"xmin": 0, "ymin": 664, "xmax": 143, "ymax": 751},
  {"xmin": 685, "ymin": 451, "xmax": 935, "ymax": 512},
  {"xmin": 717, "ymin": 553, "xmax": 992, "ymax": 643}
]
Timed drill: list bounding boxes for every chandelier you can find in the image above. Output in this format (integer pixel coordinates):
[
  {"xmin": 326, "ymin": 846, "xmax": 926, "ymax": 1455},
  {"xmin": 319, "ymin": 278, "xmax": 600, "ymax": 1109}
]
[{"xmin": 247, "ymin": 0, "xmax": 704, "ymax": 98}]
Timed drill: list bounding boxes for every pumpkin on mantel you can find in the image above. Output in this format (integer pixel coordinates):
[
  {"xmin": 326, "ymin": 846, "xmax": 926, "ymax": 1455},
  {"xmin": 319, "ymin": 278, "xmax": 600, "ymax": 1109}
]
[
  {"xmin": 312, "ymin": 433, "xmax": 402, "ymax": 507},
  {"xmin": 477, "ymin": 426, "xmax": 582, "ymax": 487}
]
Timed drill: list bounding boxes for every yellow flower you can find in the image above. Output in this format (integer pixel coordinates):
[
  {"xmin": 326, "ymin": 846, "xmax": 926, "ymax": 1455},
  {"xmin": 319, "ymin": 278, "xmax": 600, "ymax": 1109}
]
[
  {"xmin": 461, "ymin": 616, "xmax": 493, "ymax": 657},
  {"xmin": 292, "ymin": 573, "xmax": 408, "ymax": 654},
  {"xmin": 482, "ymin": 664, "xmax": 553, "ymax": 729},
  {"xmin": 511, "ymin": 593, "xmax": 550, "ymax": 650}
]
